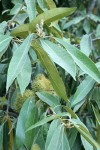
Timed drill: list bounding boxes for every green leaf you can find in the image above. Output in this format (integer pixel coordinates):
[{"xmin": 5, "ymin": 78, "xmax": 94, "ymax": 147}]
[
  {"xmin": 92, "ymin": 106, "xmax": 100, "ymax": 125},
  {"xmin": 25, "ymin": 0, "xmax": 36, "ymax": 22},
  {"xmin": 16, "ymin": 97, "xmax": 35, "ymax": 148},
  {"xmin": 11, "ymin": 7, "xmax": 76, "ymax": 37},
  {"xmin": 80, "ymin": 34, "xmax": 92, "ymax": 56},
  {"xmin": 36, "ymin": 92, "xmax": 60, "ymax": 107},
  {"xmin": 31, "ymin": 40, "xmax": 68, "ymax": 102},
  {"xmin": 41, "ymin": 40, "xmax": 76, "ymax": 80},
  {"xmin": 0, "ymin": 21, "xmax": 7, "ymax": 34},
  {"xmin": 25, "ymin": 104, "xmax": 38, "ymax": 149},
  {"xmin": 45, "ymin": 0, "xmax": 56, "ymax": 9},
  {"xmin": 46, "ymin": 124, "xmax": 70, "ymax": 150},
  {"xmin": 26, "ymin": 112, "xmax": 68, "ymax": 132},
  {"xmin": 0, "ymin": 125, "xmax": 3, "ymax": 150},
  {"xmin": 81, "ymin": 136, "xmax": 93, "ymax": 150},
  {"xmin": 36, "ymin": 92, "xmax": 61, "ymax": 113},
  {"xmin": 37, "ymin": 0, "xmax": 47, "ymax": 9},
  {"xmin": 10, "ymin": 3, "xmax": 22, "ymax": 15},
  {"xmin": 55, "ymin": 38, "xmax": 100, "ymax": 83},
  {"xmin": 17, "ymin": 55, "xmax": 32, "ymax": 95},
  {"xmin": 72, "ymin": 76, "xmax": 95, "ymax": 107},
  {"xmin": 71, "ymin": 119, "xmax": 100, "ymax": 150},
  {"xmin": 45, "ymin": 119, "xmax": 61, "ymax": 150},
  {"xmin": 0, "ymin": 35, "xmax": 12, "ymax": 53},
  {"xmin": 6, "ymin": 34, "xmax": 33, "ymax": 91},
  {"xmin": 63, "ymin": 16, "xmax": 85, "ymax": 29}
]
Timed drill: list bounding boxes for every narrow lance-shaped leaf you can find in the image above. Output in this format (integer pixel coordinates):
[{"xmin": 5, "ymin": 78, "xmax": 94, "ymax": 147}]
[
  {"xmin": 25, "ymin": 0, "xmax": 36, "ymax": 22},
  {"xmin": 81, "ymin": 136, "xmax": 93, "ymax": 150},
  {"xmin": 55, "ymin": 38, "xmax": 100, "ymax": 83},
  {"xmin": 71, "ymin": 119, "xmax": 100, "ymax": 150},
  {"xmin": 6, "ymin": 34, "xmax": 33, "ymax": 91},
  {"xmin": 0, "ymin": 125, "xmax": 3, "ymax": 150},
  {"xmin": 80, "ymin": 34, "xmax": 92, "ymax": 56},
  {"xmin": 41, "ymin": 40, "xmax": 76, "ymax": 80},
  {"xmin": 17, "ymin": 55, "xmax": 32, "ymax": 95},
  {"xmin": 0, "ymin": 35, "xmax": 12, "ymax": 53},
  {"xmin": 11, "ymin": 7, "xmax": 76, "ymax": 37},
  {"xmin": 46, "ymin": 124, "xmax": 70, "ymax": 150},
  {"xmin": 71, "ymin": 76, "xmax": 95, "ymax": 107},
  {"xmin": 31, "ymin": 40, "xmax": 68, "ymax": 102},
  {"xmin": 26, "ymin": 112, "xmax": 68, "ymax": 132},
  {"xmin": 16, "ymin": 97, "xmax": 35, "ymax": 149},
  {"xmin": 45, "ymin": 119, "xmax": 61, "ymax": 150}
]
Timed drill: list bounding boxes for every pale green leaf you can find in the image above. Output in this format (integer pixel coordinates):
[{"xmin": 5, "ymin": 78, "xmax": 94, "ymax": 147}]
[
  {"xmin": 55, "ymin": 38, "xmax": 100, "ymax": 83},
  {"xmin": 41, "ymin": 40, "xmax": 76, "ymax": 80},
  {"xmin": 46, "ymin": 124, "xmax": 70, "ymax": 150},
  {"xmin": 26, "ymin": 112, "xmax": 68, "ymax": 132},
  {"xmin": 45, "ymin": 119, "xmax": 61, "ymax": 150},
  {"xmin": 6, "ymin": 34, "xmax": 33, "ymax": 91},
  {"xmin": 25, "ymin": 0, "xmax": 36, "ymax": 22},
  {"xmin": 0, "ymin": 125, "xmax": 3, "ymax": 150},
  {"xmin": 16, "ymin": 97, "xmax": 35, "ymax": 149},
  {"xmin": 25, "ymin": 104, "xmax": 38, "ymax": 149},
  {"xmin": 81, "ymin": 136, "xmax": 93, "ymax": 150},
  {"xmin": 63, "ymin": 16, "xmax": 85, "ymax": 29},
  {"xmin": 80, "ymin": 34, "xmax": 92, "ymax": 56},
  {"xmin": 0, "ymin": 35, "xmax": 12, "ymax": 52},
  {"xmin": 17, "ymin": 55, "xmax": 32, "ymax": 95},
  {"xmin": 71, "ymin": 119, "xmax": 100, "ymax": 150},
  {"xmin": 72, "ymin": 76, "xmax": 95, "ymax": 107}
]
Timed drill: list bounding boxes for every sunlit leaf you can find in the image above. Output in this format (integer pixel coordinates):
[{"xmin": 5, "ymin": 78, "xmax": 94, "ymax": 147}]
[
  {"xmin": 25, "ymin": 0, "xmax": 36, "ymax": 22},
  {"xmin": 55, "ymin": 38, "xmax": 100, "ymax": 83},
  {"xmin": 41, "ymin": 40, "xmax": 76, "ymax": 80}
]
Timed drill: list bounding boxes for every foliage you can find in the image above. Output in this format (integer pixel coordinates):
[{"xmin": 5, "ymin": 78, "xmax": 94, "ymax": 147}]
[{"xmin": 0, "ymin": 0, "xmax": 100, "ymax": 149}]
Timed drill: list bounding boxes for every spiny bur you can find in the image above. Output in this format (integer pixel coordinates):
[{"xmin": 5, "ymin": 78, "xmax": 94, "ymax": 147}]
[
  {"xmin": 14, "ymin": 90, "xmax": 34, "ymax": 112},
  {"xmin": 32, "ymin": 74, "xmax": 56, "ymax": 95}
]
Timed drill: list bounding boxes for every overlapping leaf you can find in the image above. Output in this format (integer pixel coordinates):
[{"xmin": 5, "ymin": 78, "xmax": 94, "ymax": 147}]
[
  {"xmin": 41, "ymin": 40, "xmax": 76, "ymax": 79},
  {"xmin": 55, "ymin": 38, "xmax": 100, "ymax": 83},
  {"xmin": 6, "ymin": 34, "xmax": 33, "ymax": 91}
]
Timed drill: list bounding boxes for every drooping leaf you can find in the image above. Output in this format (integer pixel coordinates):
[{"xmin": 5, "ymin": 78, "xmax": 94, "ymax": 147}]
[
  {"xmin": 16, "ymin": 97, "xmax": 35, "ymax": 148},
  {"xmin": 81, "ymin": 136, "xmax": 93, "ymax": 150},
  {"xmin": 71, "ymin": 119, "xmax": 100, "ymax": 150},
  {"xmin": 63, "ymin": 16, "xmax": 85, "ymax": 29},
  {"xmin": 25, "ymin": 104, "xmax": 38, "ymax": 149},
  {"xmin": 6, "ymin": 34, "xmax": 33, "ymax": 91},
  {"xmin": 36, "ymin": 92, "xmax": 60, "ymax": 108},
  {"xmin": 45, "ymin": 119, "xmax": 61, "ymax": 150},
  {"xmin": 11, "ymin": 7, "xmax": 76, "ymax": 37},
  {"xmin": 41, "ymin": 40, "xmax": 76, "ymax": 80},
  {"xmin": 0, "ymin": 125, "xmax": 3, "ymax": 150},
  {"xmin": 0, "ymin": 34, "xmax": 12, "ymax": 53},
  {"xmin": 17, "ymin": 55, "xmax": 32, "ymax": 95},
  {"xmin": 80, "ymin": 34, "xmax": 92, "ymax": 56},
  {"xmin": 25, "ymin": 0, "xmax": 36, "ymax": 22},
  {"xmin": 46, "ymin": 124, "xmax": 70, "ymax": 150},
  {"xmin": 72, "ymin": 76, "xmax": 95, "ymax": 107},
  {"xmin": 31, "ymin": 40, "xmax": 68, "ymax": 102},
  {"xmin": 26, "ymin": 112, "xmax": 68, "ymax": 132},
  {"xmin": 55, "ymin": 38, "xmax": 100, "ymax": 83}
]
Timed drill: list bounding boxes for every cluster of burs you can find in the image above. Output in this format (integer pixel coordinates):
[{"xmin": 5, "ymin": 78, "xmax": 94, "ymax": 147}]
[{"xmin": 14, "ymin": 74, "xmax": 56, "ymax": 112}]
